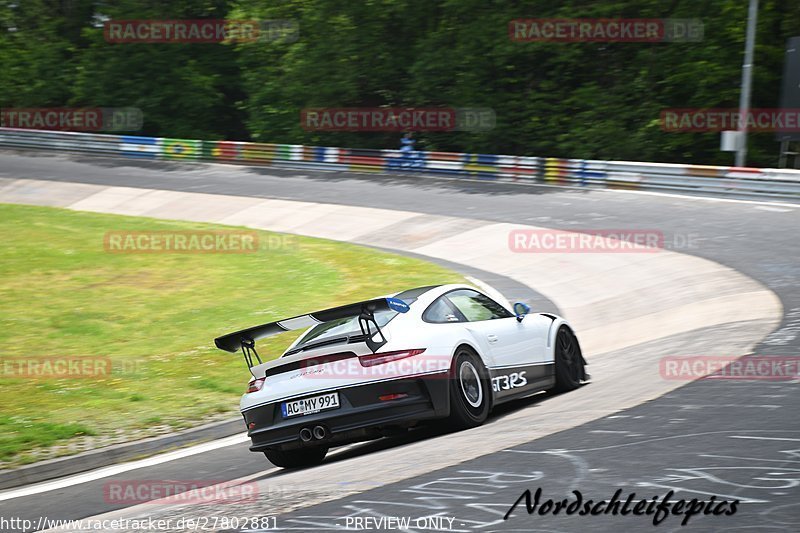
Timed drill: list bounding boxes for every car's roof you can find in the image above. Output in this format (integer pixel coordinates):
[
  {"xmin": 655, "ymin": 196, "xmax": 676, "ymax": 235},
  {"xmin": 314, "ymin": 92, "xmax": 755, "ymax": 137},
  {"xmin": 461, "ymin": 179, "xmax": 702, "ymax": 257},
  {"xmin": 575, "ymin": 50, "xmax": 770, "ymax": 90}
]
[
  {"xmin": 389, "ymin": 283, "xmax": 484, "ymax": 308},
  {"xmin": 392, "ymin": 283, "xmax": 485, "ymax": 299},
  {"xmin": 406, "ymin": 283, "xmax": 514, "ymax": 313}
]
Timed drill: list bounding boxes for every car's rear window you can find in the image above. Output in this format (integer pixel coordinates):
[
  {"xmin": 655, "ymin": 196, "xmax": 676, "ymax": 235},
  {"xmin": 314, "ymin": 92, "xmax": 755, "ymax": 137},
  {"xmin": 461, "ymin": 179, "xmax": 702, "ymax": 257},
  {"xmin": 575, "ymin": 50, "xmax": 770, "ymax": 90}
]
[{"xmin": 287, "ymin": 286, "xmax": 438, "ymax": 354}]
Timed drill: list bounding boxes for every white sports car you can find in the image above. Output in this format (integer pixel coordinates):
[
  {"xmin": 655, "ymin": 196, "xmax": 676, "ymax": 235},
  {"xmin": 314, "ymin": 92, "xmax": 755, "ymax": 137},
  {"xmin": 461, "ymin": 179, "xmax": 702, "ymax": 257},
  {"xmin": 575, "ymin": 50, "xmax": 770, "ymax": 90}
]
[{"xmin": 215, "ymin": 284, "xmax": 587, "ymax": 468}]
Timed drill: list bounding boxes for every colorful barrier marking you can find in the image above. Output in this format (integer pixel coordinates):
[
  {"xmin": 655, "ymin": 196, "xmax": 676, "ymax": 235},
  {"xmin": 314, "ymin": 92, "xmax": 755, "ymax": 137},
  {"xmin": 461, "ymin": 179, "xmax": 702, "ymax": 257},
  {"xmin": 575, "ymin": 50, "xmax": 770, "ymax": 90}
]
[
  {"xmin": 162, "ymin": 138, "xmax": 201, "ymax": 160},
  {"xmin": 119, "ymin": 135, "xmax": 158, "ymax": 158}
]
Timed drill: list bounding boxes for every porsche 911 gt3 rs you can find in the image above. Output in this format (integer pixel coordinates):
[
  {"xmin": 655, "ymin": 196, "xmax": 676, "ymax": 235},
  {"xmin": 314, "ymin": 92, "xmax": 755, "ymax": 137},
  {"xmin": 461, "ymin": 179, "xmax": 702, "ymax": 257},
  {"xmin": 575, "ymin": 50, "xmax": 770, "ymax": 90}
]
[{"xmin": 214, "ymin": 284, "xmax": 587, "ymax": 468}]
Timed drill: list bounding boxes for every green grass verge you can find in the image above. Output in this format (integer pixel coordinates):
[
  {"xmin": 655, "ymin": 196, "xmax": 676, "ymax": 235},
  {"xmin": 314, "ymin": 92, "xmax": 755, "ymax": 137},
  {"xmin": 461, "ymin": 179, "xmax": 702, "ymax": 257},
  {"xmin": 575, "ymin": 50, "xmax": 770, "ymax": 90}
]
[{"xmin": 0, "ymin": 203, "xmax": 466, "ymax": 465}]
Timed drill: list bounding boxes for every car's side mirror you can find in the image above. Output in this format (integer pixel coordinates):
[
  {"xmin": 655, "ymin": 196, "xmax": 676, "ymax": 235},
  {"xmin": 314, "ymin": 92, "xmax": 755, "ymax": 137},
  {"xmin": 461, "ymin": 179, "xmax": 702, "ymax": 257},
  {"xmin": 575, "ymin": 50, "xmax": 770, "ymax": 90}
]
[{"xmin": 513, "ymin": 302, "xmax": 531, "ymax": 322}]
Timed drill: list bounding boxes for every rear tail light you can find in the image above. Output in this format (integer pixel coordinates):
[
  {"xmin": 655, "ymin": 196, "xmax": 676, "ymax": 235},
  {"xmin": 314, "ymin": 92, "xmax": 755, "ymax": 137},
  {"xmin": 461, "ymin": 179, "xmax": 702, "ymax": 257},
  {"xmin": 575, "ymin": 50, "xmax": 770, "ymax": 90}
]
[
  {"xmin": 358, "ymin": 349, "xmax": 425, "ymax": 367},
  {"xmin": 246, "ymin": 377, "xmax": 265, "ymax": 393}
]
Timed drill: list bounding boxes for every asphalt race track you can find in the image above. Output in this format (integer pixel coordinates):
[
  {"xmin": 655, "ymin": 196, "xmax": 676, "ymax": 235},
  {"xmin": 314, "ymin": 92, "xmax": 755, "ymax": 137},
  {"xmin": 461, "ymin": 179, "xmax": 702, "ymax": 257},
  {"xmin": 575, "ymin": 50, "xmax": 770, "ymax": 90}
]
[{"xmin": 0, "ymin": 151, "xmax": 798, "ymax": 533}]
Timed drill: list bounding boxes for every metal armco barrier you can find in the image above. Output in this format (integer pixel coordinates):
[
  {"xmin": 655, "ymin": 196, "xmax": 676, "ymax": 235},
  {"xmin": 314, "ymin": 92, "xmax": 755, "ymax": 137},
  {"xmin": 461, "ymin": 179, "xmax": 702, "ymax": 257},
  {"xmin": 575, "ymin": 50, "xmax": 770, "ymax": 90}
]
[{"xmin": 2, "ymin": 128, "xmax": 799, "ymax": 199}]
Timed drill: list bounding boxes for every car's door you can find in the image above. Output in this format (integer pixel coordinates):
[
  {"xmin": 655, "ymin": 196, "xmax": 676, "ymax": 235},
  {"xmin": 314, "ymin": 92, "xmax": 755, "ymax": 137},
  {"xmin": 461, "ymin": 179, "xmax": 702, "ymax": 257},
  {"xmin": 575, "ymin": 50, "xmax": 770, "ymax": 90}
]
[{"xmin": 445, "ymin": 288, "xmax": 549, "ymax": 373}]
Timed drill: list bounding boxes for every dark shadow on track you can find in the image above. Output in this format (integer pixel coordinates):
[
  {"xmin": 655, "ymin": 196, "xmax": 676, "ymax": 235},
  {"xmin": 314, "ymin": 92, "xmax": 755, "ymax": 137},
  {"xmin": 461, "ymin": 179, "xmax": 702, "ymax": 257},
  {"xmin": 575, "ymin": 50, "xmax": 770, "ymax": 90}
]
[{"xmin": 247, "ymin": 384, "xmax": 584, "ymax": 480}]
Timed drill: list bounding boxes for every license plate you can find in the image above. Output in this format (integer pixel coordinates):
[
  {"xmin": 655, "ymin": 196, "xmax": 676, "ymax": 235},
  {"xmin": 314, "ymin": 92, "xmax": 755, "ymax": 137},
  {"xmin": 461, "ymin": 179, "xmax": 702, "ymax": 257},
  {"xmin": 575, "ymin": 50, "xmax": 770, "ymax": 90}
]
[{"xmin": 281, "ymin": 392, "xmax": 340, "ymax": 418}]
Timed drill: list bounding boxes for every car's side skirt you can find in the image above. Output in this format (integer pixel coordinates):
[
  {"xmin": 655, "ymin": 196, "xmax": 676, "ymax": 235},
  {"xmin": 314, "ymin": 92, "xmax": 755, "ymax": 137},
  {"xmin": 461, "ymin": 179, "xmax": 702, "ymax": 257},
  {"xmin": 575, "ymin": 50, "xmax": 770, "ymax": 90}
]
[{"xmin": 488, "ymin": 362, "xmax": 555, "ymax": 404}]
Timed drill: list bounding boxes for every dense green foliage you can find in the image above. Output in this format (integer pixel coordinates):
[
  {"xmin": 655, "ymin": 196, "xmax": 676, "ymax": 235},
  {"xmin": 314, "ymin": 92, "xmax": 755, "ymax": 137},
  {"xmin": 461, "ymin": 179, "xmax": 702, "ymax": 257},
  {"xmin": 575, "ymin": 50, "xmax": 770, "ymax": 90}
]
[{"xmin": 1, "ymin": 0, "xmax": 798, "ymax": 166}]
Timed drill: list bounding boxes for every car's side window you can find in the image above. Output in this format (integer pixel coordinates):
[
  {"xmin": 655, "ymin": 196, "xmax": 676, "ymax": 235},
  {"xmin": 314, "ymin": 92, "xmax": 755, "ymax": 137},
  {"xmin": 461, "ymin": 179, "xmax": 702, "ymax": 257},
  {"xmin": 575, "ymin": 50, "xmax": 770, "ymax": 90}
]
[
  {"xmin": 423, "ymin": 297, "xmax": 463, "ymax": 323},
  {"xmin": 446, "ymin": 289, "xmax": 513, "ymax": 322}
]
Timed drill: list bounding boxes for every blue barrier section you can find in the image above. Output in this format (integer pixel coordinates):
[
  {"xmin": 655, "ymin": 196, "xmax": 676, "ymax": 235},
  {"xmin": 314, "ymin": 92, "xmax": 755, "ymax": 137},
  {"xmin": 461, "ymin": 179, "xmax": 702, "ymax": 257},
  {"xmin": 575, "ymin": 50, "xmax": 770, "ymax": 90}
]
[
  {"xmin": 385, "ymin": 151, "xmax": 426, "ymax": 171},
  {"xmin": 460, "ymin": 153, "xmax": 500, "ymax": 180},
  {"xmin": 580, "ymin": 160, "xmax": 607, "ymax": 185}
]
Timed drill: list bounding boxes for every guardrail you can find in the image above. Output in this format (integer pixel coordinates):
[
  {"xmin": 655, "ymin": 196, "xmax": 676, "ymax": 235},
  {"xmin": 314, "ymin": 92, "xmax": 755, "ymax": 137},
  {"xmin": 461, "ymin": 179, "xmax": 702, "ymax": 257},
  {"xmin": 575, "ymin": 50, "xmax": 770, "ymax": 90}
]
[{"xmin": 2, "ymin": 128, "xmax": 799, "ymax": 199}]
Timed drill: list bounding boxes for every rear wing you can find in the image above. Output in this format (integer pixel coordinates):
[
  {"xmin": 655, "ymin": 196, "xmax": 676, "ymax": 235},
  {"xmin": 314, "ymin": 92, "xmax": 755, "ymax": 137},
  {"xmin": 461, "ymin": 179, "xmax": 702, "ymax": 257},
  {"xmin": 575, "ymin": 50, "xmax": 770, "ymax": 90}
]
[{"xmin": 214, "ymin": 297, "xmax": 411, "ymax": 368}]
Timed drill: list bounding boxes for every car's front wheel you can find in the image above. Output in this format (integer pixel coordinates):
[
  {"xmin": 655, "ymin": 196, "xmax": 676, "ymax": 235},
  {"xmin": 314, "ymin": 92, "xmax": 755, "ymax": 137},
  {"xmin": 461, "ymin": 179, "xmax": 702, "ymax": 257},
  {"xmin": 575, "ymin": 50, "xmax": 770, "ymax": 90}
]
[
  {"xmin": 446, "ymin": 348, "xmax": 490, "ymax": 429},
  {"xmin": 264, "ymin": 446, "xmax": 328, "ymax": 468}
]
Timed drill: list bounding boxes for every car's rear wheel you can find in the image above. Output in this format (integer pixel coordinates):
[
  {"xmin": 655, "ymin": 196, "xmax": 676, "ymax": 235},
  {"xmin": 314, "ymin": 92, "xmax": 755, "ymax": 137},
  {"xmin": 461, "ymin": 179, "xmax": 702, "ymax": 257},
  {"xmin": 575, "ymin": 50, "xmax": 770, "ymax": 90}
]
[
  {"xmin": 264, "ymin": 446, "xmax": 328, "ymax": 468},
  {"xmin": 446, "ymin": 347, "xmax": 490, "ymax": 429},
  {"xmin": 552, "ymin": 326, "xmax": 584, "ymax": 392}
]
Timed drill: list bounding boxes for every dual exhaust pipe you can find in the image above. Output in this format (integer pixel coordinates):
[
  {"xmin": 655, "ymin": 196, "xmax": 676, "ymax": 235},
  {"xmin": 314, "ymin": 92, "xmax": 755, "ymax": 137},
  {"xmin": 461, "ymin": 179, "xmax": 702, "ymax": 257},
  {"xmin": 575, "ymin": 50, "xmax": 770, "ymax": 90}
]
[{"xmin": 299, "ymin": 425, "xmax": 329, "ymax": 442}]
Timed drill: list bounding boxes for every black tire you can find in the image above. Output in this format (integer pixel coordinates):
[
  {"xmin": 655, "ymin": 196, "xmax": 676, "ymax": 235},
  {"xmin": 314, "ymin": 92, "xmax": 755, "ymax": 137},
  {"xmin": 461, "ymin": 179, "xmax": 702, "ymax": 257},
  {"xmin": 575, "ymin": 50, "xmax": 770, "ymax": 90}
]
[
  {"xmin": 264, "ymin": 446, "xmax": 328, "ymax": 468},
  {"xmin": 446, "ymin": 347, "xmax": 490, "ymax": 430},
  {"xmin": 552, "ymin": 326, "xmax": 585, "ymax": 393}
]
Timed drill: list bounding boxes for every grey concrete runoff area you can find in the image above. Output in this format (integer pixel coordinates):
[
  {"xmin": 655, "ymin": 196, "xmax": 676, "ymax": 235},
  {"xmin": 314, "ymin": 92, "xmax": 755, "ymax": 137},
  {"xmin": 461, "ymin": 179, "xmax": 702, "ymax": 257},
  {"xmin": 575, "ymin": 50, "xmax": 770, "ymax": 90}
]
[{"xmin": 0, "ymin": 150, "xmax": 797, "ymax": 533}]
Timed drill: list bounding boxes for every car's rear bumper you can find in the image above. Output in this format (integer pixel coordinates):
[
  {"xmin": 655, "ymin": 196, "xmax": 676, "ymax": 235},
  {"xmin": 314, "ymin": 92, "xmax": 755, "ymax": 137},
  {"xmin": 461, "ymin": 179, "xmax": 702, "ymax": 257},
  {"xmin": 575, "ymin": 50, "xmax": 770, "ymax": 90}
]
[{"xmin": 242, "ymin": 374, "xmax": 450, "ymax": 451}]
